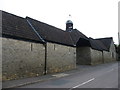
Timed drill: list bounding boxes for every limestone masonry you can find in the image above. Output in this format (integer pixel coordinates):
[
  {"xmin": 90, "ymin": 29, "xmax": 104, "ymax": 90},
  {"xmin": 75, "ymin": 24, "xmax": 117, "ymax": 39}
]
[{"xmin": 1, "ymin": 10, "xmax": 117, "ymax": 81}]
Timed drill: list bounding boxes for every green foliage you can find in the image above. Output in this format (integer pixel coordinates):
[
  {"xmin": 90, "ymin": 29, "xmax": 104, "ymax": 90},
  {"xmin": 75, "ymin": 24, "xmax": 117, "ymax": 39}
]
[
  {"xmin": 114, "ymin": 44, "xmax": 118, "ymax": 53},
  {"xmin": 115, "ymin": 44, "xmax": 120, "ymax": 61},
  {"xmin": 118, "ymin": 44, "xmax": 120, "ymax": 61},
  {"xmin": 118, "ymin": 45, "xmax": 120, "ymax": 53}
]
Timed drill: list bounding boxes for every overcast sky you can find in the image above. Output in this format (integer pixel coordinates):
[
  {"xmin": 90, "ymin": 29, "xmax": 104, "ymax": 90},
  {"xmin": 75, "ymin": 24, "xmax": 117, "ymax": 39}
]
[{"xmin": 1, "ymin": 0, "xmax": 119, "ymax": 44}]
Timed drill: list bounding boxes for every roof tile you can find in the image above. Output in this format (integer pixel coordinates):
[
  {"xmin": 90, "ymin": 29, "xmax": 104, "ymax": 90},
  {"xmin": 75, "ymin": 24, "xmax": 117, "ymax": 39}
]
[
  {"xmin": 2, "ymin": 11, "xmax": 43, "ymax": 43},
  {"xmin": 26, "ymin": 17, "xmax": 75, "ymax": 46}
]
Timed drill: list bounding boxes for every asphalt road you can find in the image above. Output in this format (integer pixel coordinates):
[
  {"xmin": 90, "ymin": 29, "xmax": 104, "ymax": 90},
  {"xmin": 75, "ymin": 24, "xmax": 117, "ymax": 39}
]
[{"xmin": 19, "ymin": 61, "xmax": 119, "ymax": 89}]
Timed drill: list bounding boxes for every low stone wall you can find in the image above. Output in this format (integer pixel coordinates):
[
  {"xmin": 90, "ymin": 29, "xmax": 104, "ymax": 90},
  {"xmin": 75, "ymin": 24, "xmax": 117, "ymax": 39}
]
[
  {"xmin": 2, "ymin": 37, "xmax": 45, "ymax": 81},
  {"xmin": 90, "ymin": 48, "xmax": 103, "ymax": 65},
  {"xmin": 76, "ymin": 47, "xmax": 91, "ymax": 65},
  {"xmin": 46, "ymin": 42, "xmax": 76, "ymax": 74}
]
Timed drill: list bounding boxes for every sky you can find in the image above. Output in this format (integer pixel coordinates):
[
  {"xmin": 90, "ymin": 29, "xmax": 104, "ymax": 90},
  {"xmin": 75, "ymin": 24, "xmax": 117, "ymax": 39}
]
[{"xmin": 1, "ymin": 0, "xmax": 119, "ymax": 44}]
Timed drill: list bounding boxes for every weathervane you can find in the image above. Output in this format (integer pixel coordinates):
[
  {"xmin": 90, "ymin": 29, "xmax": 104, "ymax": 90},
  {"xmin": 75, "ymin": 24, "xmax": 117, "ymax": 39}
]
[
  {"xmin": 69, "ymin": 14, "xmax": 72, "ymax": 18},
  {"xmin": 68, "ymin": 14, "xmax": 72, "ymax": 21}
]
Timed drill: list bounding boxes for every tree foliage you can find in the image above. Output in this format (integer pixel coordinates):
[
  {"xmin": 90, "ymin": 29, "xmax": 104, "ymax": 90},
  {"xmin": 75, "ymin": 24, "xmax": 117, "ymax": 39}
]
[
  {"xmin": 118, "ymin": 44, "xmax": 120, "ymax": 60},
  {"xmin": 115, "ymin": 44, "xmax": 120, "ymax": 61}
]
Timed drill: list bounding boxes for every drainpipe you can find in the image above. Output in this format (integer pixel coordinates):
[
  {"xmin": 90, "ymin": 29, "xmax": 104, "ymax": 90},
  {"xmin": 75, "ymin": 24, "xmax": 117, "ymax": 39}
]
[
  {"xmin": 102, "ymin": 51, "xmax": 104, "ymax": 63},
  {"xmin": 26, "ymin": 18, "xmax": 47, "ymax": 75},
  {"xmin": 26, "ymin": 19, "xmax": 45, "ymax": 43},
  {"xmin": 44, "ymin": 43, "xmax": 47, "ymax": 75}
]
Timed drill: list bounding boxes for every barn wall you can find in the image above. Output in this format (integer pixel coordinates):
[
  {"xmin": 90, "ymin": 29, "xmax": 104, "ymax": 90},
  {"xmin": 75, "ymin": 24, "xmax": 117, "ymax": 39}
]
[
  {"xmin": 46, "ymin": 42, "xmax": 76, "ymax": 74},
  {"xmin": 76, "ymin": 47, "xmax": 91, "ymax": 65},
  {"xmin": 103, "ymin": 51, "xmax": 116, "ymax": 63},
  {"xmin": 90, "ymin": 48, "xmax": 103, "ymax": 65},
  {"xmin": 103, "ymin": 41, "xmax": 117, "ymax": 63},
  {"xmin": 2, "ymin": 37, "xmax": 45, "ymax": 81},
  {"xmin": 109, "ymin": 41, "xmax": 117, "ymax": 61},
  {"xmin": 103, "ymin": 51, "xmax": 112, "ymax": 63}
]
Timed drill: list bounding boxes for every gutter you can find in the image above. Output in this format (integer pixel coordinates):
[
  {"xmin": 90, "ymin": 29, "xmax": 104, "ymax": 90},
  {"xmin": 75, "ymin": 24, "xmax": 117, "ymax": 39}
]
[{"xmin": 26, "ymin": 19, "xmax": 45, "ymax": 43}]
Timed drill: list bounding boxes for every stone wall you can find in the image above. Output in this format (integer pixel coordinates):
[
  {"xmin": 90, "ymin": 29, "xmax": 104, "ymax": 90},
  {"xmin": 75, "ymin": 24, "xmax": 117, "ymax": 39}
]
[
  {"xmin": 109, "ymin": 41, "xmax": 117, "ymax": 61},
  {"xmin": 76, "ymin": 47, "xmax": 91, "ymax": 65},
  {"xmin": 103, "ymin": 51, "xmax": 116, "ymax": 63},
  {"xmin": 90, "ymin": 48, "xmax": 103, "ymax": 65},
  {"xmin": 46, "ymin": 42, "xmax": 76, "ymax": 74},
  {"xmin": 2, "ymin": 38, "xmax": 77, "ymax": 81},
  {"xmin": 103, "ymin": 51, "xmax": 112, "ymax": 63},
  {"xmin": 2, "ymin": 36, "xmax": 117, "ymax": 81},
  {"xmin": 76, "ymin": 44, "xmax": 116, "ymax": 65},
  {"xmin": 77, "ymin": 47, "xmax": 103, "ymax": 65},
  {"xmin": 2, "ymin": 37, "xmax": 45, "ymax": 81},
  {"xmin": 103, "ymin": 41, "xmax": 117, "ymax": 63}
]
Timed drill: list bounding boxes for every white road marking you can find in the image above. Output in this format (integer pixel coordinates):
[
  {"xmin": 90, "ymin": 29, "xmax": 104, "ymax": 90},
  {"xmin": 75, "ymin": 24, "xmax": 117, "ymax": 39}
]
[
  {"xmin": 70, "ymin": 78, "xmax": 95, "ymax": 89},
  {"xmin": 107, "ymin": 69, "xmax": 114, "ymax": 73}
]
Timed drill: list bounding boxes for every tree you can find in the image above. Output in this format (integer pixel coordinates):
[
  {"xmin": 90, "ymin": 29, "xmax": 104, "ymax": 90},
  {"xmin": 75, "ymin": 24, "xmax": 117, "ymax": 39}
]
[
  {"xmin": 118, "ymin": 44, "xmax": 120, "ymax": 61},
  {"xmin": 115, "ymin": 44, "xmax": 118, "ymax": 53},
  {"xmin": 115, "ymin": 44, "xmax": 120, "ymax": 61}
]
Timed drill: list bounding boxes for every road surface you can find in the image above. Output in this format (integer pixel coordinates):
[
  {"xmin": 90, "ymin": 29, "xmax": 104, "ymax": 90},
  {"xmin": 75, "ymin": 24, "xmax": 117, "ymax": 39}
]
[{"xmin": 19, "ymin": 61, "xmax": 119, "ymax": 89}]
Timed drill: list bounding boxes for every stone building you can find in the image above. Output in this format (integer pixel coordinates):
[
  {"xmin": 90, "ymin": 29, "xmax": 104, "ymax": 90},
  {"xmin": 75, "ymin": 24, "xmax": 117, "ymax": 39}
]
[
  {"xmin": 1, "ymin": 11, "xmax": 76, "ymax": 81},
  {"xmin": 2, "ymin": 11, "xmax": 45, "ymax": 81},
  {"xmin": 26, "ymin": 17, "xmax": 76, "ymax": 74},
  {"xmin": 65, "ymin": 19, "xmax": 116, "ymax": 65},
  {"xmin": 96, "ymin": 37, "xmax": 117, "ymax": 63},
  {"xmin": 65, "ymin": 20, "xmax": 90, "ymax": 65},
  {"xmin": 73, "ymin": 36, "xmax": 116, "ymax": 65},
  {"xmin": 1, "ymin": 10, "xmax": 117, "ymax": 81}
]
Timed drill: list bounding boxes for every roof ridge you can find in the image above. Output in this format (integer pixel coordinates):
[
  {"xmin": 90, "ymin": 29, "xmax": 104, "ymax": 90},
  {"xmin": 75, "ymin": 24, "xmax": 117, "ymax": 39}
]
[
  {"xmin": 2, "ymin": 10, "xmax": 25, "ymax": 19},
  {"xmin": 95, "ymin": 37, "xmax": 113, "ymax": 40}
]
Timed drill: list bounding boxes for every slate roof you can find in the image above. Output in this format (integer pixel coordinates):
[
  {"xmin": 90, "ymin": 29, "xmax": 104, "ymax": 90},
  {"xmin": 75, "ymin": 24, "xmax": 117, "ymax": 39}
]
[
  {"xmin": 26, "ymin": 17, "xmax": 75, "ymax": 47},
  {"xmin": 1, "ymin": 10, "xmax": 114, "ymax": 49},
  {"xmin": 95, "ymin": 37, "xmax": 113, "ymax": 51},
  {"xmin": 68, "ymin": 28, "xmax": 113, "ymax": 51},
  {"xmin": 69, "ymin": 29, "xmax": 89, "ymax": 46},
  {"xmin": 68, "ymin": 28, "xmax": 112, "ymax": 51},
  {"xmin": 2, "ymin": 11, "xmax": 44, "ymax": 43},
  {"xmin": 89, "ymin": 38, "xmax": 108, "ymax": 51}
]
